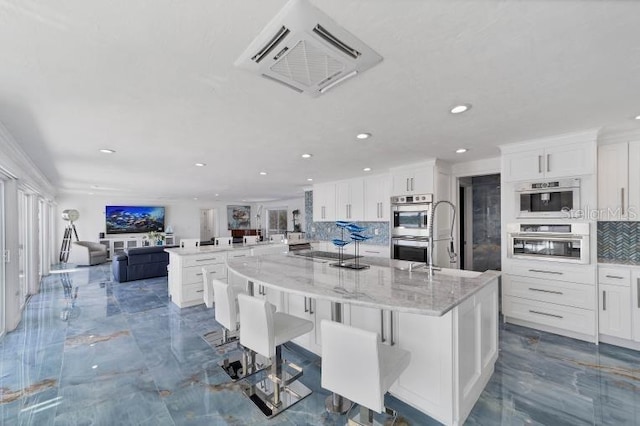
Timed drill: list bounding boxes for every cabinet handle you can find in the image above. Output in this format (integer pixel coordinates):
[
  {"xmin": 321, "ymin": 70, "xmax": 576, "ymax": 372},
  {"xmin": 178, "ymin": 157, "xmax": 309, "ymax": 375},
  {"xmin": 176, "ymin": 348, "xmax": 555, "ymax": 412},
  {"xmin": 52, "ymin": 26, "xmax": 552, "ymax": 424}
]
[
  {"xmin": 621, "ymin": 188, "xmax": 625, "ymax": 216},
  {"xmin": 538, "ymin": 155, "xmax": 542, "ymax": 173},
  {"xmin": 195, "ymin": 273, "xmax": 203, "ymax": 276},
  {"xmin": 197, "ymin": 289, "xmax": 204, "ymax": 293},
  {"xmin": 309, "ymin": 298, "xmax": 314, "ymax": 314},
  {"xmin": 304, "ymin": 296, "xmax": 309, "ymax": 313},
  {"xmin": 232, "ymin": 254, "xmax": 246, "ymax": 258},
  {"xmin": 602, "ymin": 291, "xmax": 606, "ymax": 311},
  {"xmin": 390, "ymin": 312, "xmax": 395, "ymax": 346},
  {"xmin": 637, "ymin": 278, "xmax": 640, "ymax": 308},
  {"xmin": 528, "ymin": 287, "xmax": 563, "ymax": 295},
  {"xmin": 410, "ymin": 178, "xmax": 414, "ymax": 191},
  {"xmin": 546, "ymin": 154, "xmax": 550, "ymax": 172},
  {"xmin": 322, "ymin": 206, "xmax": 325, "ymax": 219},
  {"xmin": 406, "ymin": 178, "xmax": 409, "ymax": 192},
  {"xmin": 528, "ymin": 269, "xmax": 563, "ymax": 275},
  {"xmin": 529, "ymin": 310, "xmax": 563, "ymax": 319},
  {"xmin": 605, "ymin": 275, "xmax": 624, "ymax": 279},
  {"xmin": 196, "ymin": 258, "xmax": 218, "ymax": 262},
  {"xmin": 380, "ymin": 310, "xmax": 386, "ymax": 343}
]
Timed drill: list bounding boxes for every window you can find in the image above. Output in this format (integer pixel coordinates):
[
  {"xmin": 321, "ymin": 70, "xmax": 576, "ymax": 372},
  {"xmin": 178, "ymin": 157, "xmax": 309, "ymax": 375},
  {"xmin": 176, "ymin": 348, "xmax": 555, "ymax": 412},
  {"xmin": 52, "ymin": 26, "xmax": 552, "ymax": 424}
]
[{"xmin": 267, "ymin": 209, "xmax": 288, "ymax": 235}]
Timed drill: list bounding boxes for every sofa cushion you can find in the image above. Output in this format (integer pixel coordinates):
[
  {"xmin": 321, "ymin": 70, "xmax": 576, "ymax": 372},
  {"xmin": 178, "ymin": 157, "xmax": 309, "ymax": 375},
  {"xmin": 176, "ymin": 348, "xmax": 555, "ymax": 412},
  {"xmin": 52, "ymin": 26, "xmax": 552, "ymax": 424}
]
[{"xmin": 125, "ymin": 246, "xmax": 169, "ymax": 266}]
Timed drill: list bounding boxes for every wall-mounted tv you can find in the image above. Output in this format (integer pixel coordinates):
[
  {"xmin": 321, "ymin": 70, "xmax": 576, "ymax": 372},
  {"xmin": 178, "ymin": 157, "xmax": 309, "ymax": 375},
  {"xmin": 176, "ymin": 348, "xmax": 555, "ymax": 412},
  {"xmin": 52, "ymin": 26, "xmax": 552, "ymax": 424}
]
[{"xmin": 105, "ymin": 206, "xmax": 165, "ymax": 234}]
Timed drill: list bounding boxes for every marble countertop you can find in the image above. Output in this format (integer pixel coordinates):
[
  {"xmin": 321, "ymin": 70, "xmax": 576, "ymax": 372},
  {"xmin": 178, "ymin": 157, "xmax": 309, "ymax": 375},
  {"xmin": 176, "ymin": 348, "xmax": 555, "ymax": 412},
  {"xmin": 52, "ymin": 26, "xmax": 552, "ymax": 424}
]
[
  {"xmin": 226, "ymin": 253, "xmax": 500, "ymax": 317},
  {"xmin": 165, "ymin": 242, "xmax": 285, "ymax": 256}
]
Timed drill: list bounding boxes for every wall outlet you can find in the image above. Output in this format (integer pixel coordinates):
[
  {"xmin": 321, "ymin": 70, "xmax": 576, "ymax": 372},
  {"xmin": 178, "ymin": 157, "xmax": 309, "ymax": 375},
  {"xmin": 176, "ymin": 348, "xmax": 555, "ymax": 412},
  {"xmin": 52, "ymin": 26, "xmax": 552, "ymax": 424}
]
[
  {"xmin": 311, "ymin": 227, "xmax": 316, "ymax": 232},
  {"xmin": 374, "ymin": 229, "xmax": 379, "ymax": 235}
]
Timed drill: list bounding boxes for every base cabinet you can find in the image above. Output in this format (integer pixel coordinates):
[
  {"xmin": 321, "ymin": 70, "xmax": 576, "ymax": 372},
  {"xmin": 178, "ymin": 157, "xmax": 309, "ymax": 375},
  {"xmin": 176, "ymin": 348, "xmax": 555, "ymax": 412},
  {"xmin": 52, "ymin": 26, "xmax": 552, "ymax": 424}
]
[
  {"xmin": 390, "ymin": 279, "xmax": 498, "ymax": 425},
  {"xmin": 633, "ymin": 271, "xmax": 640, "ymax": 342},
  {"xmin": 599, "ymin": 284, "xmax": 632, "ymax": 339},
  {"xmin": 168, "ymin": 251, "xmax": 227, "ymax": 308},
  {"xmin": 285, "ymin": 294, "xmax": 331, "ymax": 355}
]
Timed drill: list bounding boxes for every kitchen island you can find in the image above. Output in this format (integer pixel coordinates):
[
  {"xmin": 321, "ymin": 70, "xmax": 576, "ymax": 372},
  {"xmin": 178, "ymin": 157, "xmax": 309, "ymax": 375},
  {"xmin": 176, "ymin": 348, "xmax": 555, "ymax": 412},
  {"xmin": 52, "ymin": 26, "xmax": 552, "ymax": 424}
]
[{"xmin": 226, "ymin": 253, "xmax": 500, "ymax": 426}]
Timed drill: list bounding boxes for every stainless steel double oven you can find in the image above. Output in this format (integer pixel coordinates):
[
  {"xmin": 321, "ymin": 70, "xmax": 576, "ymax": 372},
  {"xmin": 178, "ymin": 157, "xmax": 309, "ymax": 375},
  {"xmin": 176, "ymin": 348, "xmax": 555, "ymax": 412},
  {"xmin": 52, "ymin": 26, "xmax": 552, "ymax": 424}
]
[{"xmin": 390, "ymin": 194, "xmax": 433, "ymax": 262}]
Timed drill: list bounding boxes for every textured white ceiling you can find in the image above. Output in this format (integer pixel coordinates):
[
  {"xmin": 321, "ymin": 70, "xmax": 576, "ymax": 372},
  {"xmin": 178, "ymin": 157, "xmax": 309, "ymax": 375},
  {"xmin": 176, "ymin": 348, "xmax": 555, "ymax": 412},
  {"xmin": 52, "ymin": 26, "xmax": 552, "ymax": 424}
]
[{"xmin": 1, "ymin": 0, "xmax": 639, "ymax": 202}]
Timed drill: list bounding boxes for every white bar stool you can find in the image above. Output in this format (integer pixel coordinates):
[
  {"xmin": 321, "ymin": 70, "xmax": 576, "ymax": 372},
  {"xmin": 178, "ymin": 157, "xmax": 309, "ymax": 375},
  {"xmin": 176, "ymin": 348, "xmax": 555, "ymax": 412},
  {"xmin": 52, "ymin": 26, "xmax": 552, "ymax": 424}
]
[
  {"xmin": 269, "ymin": 234, "xmax": 285, "ymax": 243},
  {"xmin": 215, "ymin": 237, "xmax": 233, "ymax": 246},
  {"xmin": 237, "ymin": 293, "xmax": 314, "ymax": 418},
  {"xmin": 179, "ymin": 238, "xmax": 200, "ymax": 248},
  {"xmin": 321, "ymin": 319, "xmax": 411, "ymax": 426},
  {"xmin": 243, "ymin": 235, "xmax": 259, "ymax": 245}
]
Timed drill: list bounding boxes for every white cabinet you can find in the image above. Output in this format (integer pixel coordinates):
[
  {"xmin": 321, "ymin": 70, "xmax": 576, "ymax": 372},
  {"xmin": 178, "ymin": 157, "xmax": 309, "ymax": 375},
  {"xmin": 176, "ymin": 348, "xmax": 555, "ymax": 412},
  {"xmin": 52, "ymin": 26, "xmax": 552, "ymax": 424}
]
[
  {"xmin": 336, "ymin": 178, "xmax": 364, "ymax": 221},
  {"xmin": 391, "ymin": 166, "xmax": 434, "ymax": 195},
  {"xmin": 632, "ymin": 270, "xmax": 640, "ymax": 342},
  {"xmin": 598, "ymin": 266, "xmax": 632, "ymax": 340},
  {"xmin": 364, "ymin": 174, "xmax": 391, "ymax": 221},
  {"xmin": 285, "ymin": 294, "xmax": 331, "ymax": 355},
  {"xmin": 598, "ymin": 141, "xmax": 640, "ymax": 220},
  {"xmin": 599, "ymin": 284, "xmax": 632, "ymax": 340},
  {"xmin": 313, "ymin": 182, "xmax": 336, "ymax": 222},
  {"xmin": 502, "ymin": 142, "xmax": 595, "ymax": 182},
  {"xmin": 168, "ymin": 251, "xmax": 227, "ymax": 308},
  {"xmin": 357, "ymin": 244, "xmax": 389, "ymax": 258},
  {"xmin": 502, "ymin": 259, "xmax": 597, "ymax": 342}
]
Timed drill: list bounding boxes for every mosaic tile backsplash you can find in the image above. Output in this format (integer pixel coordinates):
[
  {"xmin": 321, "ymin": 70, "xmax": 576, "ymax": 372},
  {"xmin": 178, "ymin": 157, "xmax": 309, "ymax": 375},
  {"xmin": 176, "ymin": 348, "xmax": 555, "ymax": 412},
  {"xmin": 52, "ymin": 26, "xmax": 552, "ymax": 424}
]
[
  {"xmin": 597, "ymin": 221, "xmax": 640, "ymax": 263},
  {"xmin": 304, "ymin": 190, "xmax": 390, "ymax": 246}
]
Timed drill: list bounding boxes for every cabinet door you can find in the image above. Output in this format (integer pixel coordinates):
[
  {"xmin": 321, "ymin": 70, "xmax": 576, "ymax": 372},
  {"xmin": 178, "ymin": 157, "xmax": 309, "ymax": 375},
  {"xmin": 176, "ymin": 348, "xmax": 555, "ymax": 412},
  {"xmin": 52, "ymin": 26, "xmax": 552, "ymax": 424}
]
[
  {"xmin": 502, "ymin": 149, "xmax": 544, "ymax": 182},
  {"xmin": 598, "ymin": 143, "xmax": 628, "ymax": 220},
  {"xmin": 286, "ymin": 293, "xmax": 313, "ymax": 351},
  {"xmin": 628, "ymin": 141, "xmax": 640, "ymax": 221},
  {"xmin": 545, "ymin": 142, "xmax": 595, "ymax": 179},
  {"xmin": 313, "ymin": 183, "xmax": 336, "ymax": 222},
  {"xmin": 392, "ymin": 172, "xmax": 413, "ymax": 195},
  {"xmin": 364, "ymin": 175, "xmax": 390, "ymax": 221},
  {"xmin": 631, "ymin": 271, "xmax": 640, "ymax": 342},
  {"xmin": 348, "ymin": 305, "xmax": 383, "ymax": 336},
  {"xmin": 336, "ymin": 179, "xmax": 364, "ymax": 221},
  {"xmin": 412, "ymin": 166, "xmax": 434, "ymax": 194},
  {"xmin": 599, "ymin": 284, "xmax": 632, "ymax": 339}
]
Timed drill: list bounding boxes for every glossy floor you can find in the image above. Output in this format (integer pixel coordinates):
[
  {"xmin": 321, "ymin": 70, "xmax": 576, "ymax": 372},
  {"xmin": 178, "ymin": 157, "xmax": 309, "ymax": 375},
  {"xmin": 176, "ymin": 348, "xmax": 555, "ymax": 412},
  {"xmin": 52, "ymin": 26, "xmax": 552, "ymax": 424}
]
[{"xmin": 0, "ymin": 264, "xmax": 638, "ymax": 425}]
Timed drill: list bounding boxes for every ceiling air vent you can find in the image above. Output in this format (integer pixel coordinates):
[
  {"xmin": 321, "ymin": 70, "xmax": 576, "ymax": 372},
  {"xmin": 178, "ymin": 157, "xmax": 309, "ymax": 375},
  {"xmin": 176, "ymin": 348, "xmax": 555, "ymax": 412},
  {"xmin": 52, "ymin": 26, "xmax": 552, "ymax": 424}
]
[{"xmin": 235, "ymin": 0, "xmax": 382, "ymax": 97}]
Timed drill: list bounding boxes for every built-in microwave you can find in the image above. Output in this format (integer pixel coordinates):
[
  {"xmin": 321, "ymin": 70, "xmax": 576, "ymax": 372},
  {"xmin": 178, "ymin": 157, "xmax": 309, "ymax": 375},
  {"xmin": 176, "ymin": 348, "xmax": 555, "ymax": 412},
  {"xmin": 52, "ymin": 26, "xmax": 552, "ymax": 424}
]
[
  {"xmin": 516, "ymin": 178, "xmax": 580, "ymax": 218},
  {"xmin": 391, "ymin": 194, "xmax": 433, "ymax": 239},
  {"xmin": 507, "ymin": 223, "xmax": 590, "ymax": 264}
]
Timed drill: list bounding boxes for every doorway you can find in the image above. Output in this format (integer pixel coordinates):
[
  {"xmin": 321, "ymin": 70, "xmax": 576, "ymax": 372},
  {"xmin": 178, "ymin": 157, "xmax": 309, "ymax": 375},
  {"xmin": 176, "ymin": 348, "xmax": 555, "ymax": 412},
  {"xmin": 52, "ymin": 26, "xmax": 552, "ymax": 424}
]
[
  {"xmin": 459, "ymin": 174, "xmax": 501, "ymax": 272},
  {"xmin": 199, "ymin": 208, "xmax": 217, "ymax": 243}
]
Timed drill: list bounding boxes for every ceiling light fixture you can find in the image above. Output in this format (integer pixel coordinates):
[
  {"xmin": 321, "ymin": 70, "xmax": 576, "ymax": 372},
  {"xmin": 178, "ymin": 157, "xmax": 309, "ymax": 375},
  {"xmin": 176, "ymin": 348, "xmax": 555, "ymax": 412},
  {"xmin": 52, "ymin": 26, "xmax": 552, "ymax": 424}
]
[
  {"xmin": 193, "ymin": 197, "xmax": 198, "ymax": 200},
  {"xmin": 99, "ymin": 149, "xmax": 116, "ymax": 154},
  {"xmin": 301, "ymin": 153, "xmax": 313, "ymax": 159},
  {"xmin": 194, "ymin": 163, "xmax": 206, "ymax": 167},
  {"xmin": 307, "ymin": 178, "xmax": 313, "ymax": 182},
  {"xmin": 259, "ymin": 171, "xmax": 267, "ymax": 175},
  {"xmin": 363, "ymin": 167, "xmax": 372, "ymax": 172},
  {"xmin": 635, "ymin": 115, "xmax": 640, "ymax": 120},
  {"xmin": 456, "ymin": 148, "xmax": 468, "ymax": 154},
  {"xmin": 450, "ymin": 104, "xmax": 471, "ymax": 114},
  {"xmin": 215, "ymin": 193, "xmax": 219, "ymax": 197},
  {"xmin": 356, "ymin": 132, "xmax": 371, "ymax": 140}
]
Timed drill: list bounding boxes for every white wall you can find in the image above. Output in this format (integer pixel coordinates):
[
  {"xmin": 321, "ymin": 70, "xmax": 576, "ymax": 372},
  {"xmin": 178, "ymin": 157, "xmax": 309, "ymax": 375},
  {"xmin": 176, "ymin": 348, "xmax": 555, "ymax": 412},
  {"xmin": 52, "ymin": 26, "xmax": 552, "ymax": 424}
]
[{"xmin": 55, "ymin": 194, "xmax": 307, "ymax": 244}]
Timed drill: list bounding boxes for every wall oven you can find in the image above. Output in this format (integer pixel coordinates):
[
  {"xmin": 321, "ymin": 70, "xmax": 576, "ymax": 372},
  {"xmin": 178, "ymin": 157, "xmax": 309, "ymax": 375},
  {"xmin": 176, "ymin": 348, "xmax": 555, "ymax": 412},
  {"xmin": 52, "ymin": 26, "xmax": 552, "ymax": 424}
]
[
  {"xmin": 516, "ymin": 178, "xmax": 580, "ymax": 218},
  {"xmin": 390, "ymin": 193, "xmax": 433, "ymax": 261},
  {"xmin": 507, "ymin": 223, "xmax": 590, "ymax": 264}
]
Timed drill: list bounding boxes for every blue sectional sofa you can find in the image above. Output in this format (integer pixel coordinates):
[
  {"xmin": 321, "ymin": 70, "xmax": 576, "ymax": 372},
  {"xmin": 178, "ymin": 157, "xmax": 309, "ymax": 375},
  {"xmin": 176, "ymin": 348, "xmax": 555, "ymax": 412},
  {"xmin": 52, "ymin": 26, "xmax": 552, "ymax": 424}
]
[{"xmin": 112, "ymin": 246, "xmax": 170, "ymax": 283}]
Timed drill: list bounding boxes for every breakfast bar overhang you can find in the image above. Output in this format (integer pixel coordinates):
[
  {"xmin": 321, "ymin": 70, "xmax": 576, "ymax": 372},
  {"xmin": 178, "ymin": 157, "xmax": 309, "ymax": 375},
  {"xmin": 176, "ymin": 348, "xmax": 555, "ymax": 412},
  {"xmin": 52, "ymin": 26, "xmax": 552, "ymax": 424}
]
[{"xmin": 226, "ymin": 253, "xmax": 500, "ymax": 425}]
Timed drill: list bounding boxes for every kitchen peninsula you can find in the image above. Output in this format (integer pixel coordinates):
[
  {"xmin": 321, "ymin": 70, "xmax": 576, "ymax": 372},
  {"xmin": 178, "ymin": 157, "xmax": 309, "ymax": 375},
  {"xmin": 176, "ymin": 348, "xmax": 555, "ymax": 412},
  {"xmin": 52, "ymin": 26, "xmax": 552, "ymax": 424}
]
[{"xmin": 226, "ymin": 253, "xmax": 500, "ymax": 425}]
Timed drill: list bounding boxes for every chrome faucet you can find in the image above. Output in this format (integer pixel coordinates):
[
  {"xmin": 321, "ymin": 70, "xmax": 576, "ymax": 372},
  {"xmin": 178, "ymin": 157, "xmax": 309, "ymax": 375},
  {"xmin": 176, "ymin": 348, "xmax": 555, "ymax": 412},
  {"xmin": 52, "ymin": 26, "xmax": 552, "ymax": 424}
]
[{"xmin": 427, "ymin": 200, "xmax": 457, "ymax": 277}]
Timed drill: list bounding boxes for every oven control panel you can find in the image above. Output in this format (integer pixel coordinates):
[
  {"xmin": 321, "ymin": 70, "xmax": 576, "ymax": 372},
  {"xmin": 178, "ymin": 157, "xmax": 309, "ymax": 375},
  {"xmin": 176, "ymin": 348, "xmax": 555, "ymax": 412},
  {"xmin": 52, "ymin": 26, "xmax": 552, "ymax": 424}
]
[{"xmin": 391, "ymin": 194, "xmax": 433, "ymax": 204}]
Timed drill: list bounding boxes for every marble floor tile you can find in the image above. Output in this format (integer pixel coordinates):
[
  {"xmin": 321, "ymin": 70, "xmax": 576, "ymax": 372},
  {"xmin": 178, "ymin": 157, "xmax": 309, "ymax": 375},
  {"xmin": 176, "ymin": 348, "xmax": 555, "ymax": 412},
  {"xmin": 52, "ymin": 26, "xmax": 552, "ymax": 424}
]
[{"xmin": 2, "ymin": 262, "xmax": 640, "ymax": 425}]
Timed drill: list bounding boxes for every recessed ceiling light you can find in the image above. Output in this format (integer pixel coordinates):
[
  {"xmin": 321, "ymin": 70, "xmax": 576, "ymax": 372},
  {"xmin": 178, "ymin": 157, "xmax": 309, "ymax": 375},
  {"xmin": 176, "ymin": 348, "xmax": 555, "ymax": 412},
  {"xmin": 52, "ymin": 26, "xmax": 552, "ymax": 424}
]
[
  {"xmin": 99, "ymin": 149, "xmax": 116, "ymax": 154},
  {"xmin": 307, "ymin": 178, "xmax": 313, "ymax": 182},
  {"xmin": 635, "ymin": 115, "xmax": 640, "ymax": 120},
  {"xmin": 456, "ymin": 148, "xmax": 468, "ymax": 154},
  {"xmin": 363, "ymin": 167, "xmax": 372, "ymax": 172},
  {"xmin": 259, "ymin": 171, "xmax": 267, "ymax": 175},
  {"xmin": 193, "ymin": 197, "xmax": 198, "ymax": 200},
  {"xmin": 301, "ymin": 153, "xmax": 313, "ymax": 159},
  {"xmin": 215, "ymin": 193, "xmax": 219, "ymax": 196},
  {"xmin": 356, "ymin": 133, "xmax": 372, "ymax": 140},
  {"xmin": 88, "ymin": 192, "xmax": 94, "ymax": 195},
  {"xmin": 450, "ymin": 104, "xmax": 471, "ymax": 114},
  {"xmin": 194, "ymin": 163, "xmax": 206, "ymax": 167}
]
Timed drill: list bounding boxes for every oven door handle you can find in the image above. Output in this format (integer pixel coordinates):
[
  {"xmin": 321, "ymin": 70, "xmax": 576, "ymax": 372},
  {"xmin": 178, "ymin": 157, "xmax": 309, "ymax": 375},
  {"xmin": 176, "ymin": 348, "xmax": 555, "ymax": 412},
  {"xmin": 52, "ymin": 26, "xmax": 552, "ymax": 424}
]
[{"xmin": 510, "ymin": 233, "xmax": 585, "ymax": 240}]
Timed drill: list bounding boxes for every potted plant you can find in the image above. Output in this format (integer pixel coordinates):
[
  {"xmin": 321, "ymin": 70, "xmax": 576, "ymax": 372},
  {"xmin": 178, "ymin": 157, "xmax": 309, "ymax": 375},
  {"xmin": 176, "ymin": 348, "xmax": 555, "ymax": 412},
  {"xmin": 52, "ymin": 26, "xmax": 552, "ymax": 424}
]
[{"xmin": 146, "ymin": 231, "xmax": 165, "ymax": 246}]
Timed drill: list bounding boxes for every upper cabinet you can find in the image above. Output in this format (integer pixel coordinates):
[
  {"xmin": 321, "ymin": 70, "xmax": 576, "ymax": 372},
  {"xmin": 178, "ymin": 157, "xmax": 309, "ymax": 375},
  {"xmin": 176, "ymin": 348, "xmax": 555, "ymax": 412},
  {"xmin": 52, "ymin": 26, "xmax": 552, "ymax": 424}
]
[
  {"xmin": 336, "ymin": 178, "xmax": 364, "ymax": 221},
  {"xmin": 502, "ymin": 142, "xmax": 595, "ymax": 182},
  {"xmin": 364, "ymin": 174, "xmax": 391, "ymax": 221},
  {"xmin": 312, "ymin": 182, "xmax": 336, "ymax": 222},
  {"xmin": 598, "ymin": 141, "xmax": 640, "ymax": 221},
  {"xmin": 391, "ymin": 163, "xmax": 435, "ymax": 195}
]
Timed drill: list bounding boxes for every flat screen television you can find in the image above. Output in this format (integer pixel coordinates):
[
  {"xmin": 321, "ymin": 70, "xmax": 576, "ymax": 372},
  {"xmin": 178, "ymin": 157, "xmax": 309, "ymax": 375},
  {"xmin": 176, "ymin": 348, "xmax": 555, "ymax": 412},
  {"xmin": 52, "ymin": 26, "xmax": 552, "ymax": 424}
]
[{"xmin": 105, "ymin": 206, "xmax": 165, "ymax": 234}]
